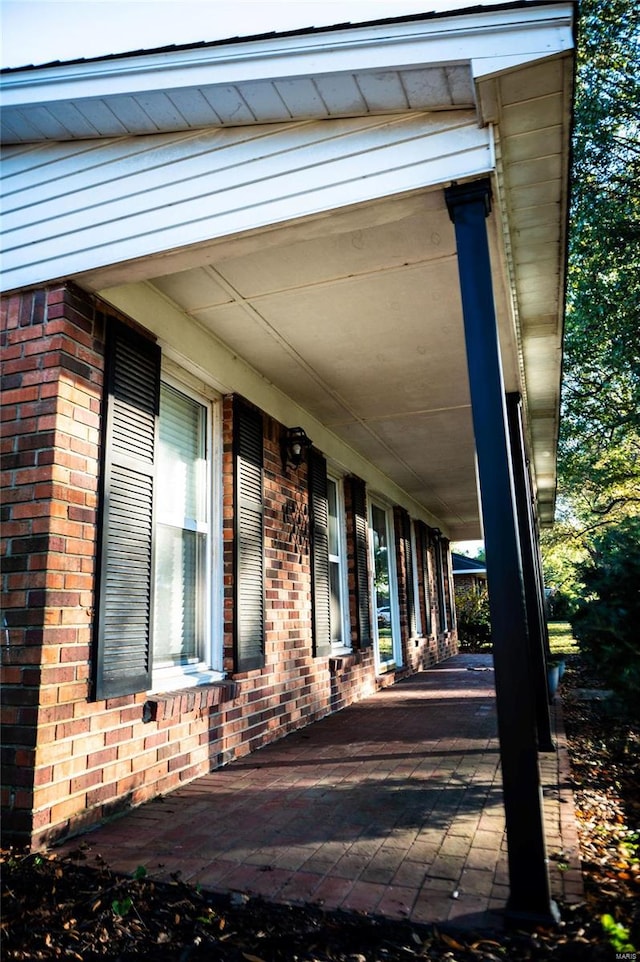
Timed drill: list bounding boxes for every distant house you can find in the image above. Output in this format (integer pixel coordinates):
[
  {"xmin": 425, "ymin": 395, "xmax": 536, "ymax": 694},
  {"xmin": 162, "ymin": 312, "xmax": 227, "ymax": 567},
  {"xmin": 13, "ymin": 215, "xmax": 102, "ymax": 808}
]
[
  {"xmin": 452, "ymin": 553, "xmax": 487, "ymax": 594},
  {"xmin": 1, "ymin": 1, "xmax": 574, "ymax": 924}
]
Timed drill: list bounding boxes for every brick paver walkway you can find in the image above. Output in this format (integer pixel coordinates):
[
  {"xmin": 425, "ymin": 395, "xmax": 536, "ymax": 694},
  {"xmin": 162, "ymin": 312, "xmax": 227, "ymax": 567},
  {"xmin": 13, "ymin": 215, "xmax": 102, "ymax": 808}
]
[{"xmin": 57, "ymin": 655, "xmax": 583, "ymax": 928}]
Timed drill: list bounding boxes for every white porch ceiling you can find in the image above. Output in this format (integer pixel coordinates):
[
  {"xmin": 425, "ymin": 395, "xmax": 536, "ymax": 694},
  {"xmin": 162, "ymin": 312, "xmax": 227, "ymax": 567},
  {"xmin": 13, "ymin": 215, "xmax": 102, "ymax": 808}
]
[{"xmin": 142, "ymin": 187, "xmax": 513, "ymax": 540}]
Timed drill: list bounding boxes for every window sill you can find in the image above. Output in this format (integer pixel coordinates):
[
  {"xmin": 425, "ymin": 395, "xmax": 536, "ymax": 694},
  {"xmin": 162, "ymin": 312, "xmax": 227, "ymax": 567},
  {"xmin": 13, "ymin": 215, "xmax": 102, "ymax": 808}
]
[
  {"xmin": 378, "ymin": 661, "xmax": 397, "ymax": 674},
  {"xmin": 329, "ymin": 650, "xmax": 364, "ymax": 672},
  {"xmin": 376, "ymin": 663, "xmax": 411, "ymax": 686},
  {"xmin": 148, "ymin": 666, "xmax": 223, "ymax": 695},
  {"xmin": 142, "ymin": 678, "xmax": 237, "ymax": 723}
]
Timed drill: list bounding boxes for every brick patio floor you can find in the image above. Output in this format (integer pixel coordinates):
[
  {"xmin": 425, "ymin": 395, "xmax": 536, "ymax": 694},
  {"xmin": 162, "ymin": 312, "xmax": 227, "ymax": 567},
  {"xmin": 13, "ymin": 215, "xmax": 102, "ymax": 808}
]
[{"xmin": 56, "ymin": 654, "xmax": 583, "ymax": 929}]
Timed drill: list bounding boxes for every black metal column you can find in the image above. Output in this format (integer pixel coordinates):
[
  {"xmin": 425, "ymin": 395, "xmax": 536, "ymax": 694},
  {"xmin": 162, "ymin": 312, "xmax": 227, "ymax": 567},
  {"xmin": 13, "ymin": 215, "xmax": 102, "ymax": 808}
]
[
  {"xmin": 445, "ymin": 179, "xmax": 557, "ymax": 925},
  {"xmin": 506, "ymin": 393, "xmax": 555, "ymax": 752}
]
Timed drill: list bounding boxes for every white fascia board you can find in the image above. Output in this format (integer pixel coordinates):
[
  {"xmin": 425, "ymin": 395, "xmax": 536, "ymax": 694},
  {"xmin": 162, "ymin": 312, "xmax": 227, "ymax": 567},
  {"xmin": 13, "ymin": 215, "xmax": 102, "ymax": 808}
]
[
  {"xmin": 1, "ymin": 4, "xmax": 575, "ymax": 109},
  {"xmin": 471, "ymin": 39, "xmax": 573, "ymax": 81},
  {"xmin": 102, "ymin": 279, "xmax": 447, "ymax": 535}
]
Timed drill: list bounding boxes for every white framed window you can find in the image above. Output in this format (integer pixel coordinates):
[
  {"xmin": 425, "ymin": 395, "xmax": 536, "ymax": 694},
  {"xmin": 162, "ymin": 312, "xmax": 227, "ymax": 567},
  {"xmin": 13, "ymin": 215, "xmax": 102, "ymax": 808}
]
[
  {"xmin": 151, "ymin": 373, "xmax": 222, "ymax": 691},
  {"xmin": 369, "ymin": 498, "xmax": 402, "ymax": 672}
]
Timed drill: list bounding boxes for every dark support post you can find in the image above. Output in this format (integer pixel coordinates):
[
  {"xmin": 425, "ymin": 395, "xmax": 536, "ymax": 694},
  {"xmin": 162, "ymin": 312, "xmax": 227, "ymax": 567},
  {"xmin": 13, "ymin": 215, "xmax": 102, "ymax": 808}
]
[
  {"xmin": 506, "ymin": 393, "xmax": 555, "ymax": 752},
  {"xmin": 445, "ymin": 179, "xmax": 558, "ymax": 926}
]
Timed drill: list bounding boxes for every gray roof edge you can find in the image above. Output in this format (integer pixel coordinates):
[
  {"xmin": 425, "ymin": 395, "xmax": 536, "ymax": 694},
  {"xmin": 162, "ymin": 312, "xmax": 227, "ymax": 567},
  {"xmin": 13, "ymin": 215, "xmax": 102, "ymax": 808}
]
[{"xmin": 0, "ymin": 1, "xmax": 555, "ymax": 74}]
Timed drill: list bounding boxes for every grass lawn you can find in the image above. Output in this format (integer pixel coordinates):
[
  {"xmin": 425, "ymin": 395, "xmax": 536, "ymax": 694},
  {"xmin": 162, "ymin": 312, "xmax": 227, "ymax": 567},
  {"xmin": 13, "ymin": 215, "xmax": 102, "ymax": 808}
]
[{"xmin": 547, "ymin": 620, "xmax": 580, "ymax": 656}]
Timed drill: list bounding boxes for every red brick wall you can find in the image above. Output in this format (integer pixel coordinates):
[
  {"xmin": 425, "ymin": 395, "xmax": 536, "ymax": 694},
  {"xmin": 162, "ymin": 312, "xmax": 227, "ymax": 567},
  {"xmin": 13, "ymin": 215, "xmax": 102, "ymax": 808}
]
[
  {"xmin": 453, "ymin": 573, "xmax": 486, "ymax": 598},
  {"xmin": 1, "ymin": 282, "xmax": 456, "ymax": 851},
  {"xmin": 454, "ymin": 574, "xmax": 477, "ymax": 593},
  {"xmin": 329, "ymin": 651, "xmax": 376, "ymax": 711},
  {"xmin": 1, "ymin": 285, "xmax": 103, "ymax": 843}
]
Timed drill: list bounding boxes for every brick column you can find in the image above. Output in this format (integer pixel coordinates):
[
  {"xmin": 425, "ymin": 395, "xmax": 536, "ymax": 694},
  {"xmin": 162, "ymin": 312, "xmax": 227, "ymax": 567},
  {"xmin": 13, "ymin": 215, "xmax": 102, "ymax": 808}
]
[{"xmin": 1, "ymin": 284, "xmax": 104, "ymax": 847}]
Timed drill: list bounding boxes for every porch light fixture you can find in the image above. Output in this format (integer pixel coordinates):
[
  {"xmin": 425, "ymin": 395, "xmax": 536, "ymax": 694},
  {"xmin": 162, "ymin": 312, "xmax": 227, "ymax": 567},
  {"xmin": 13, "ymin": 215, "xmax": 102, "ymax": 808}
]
[{"xmin": 282, "ymin": 426, "xmax": 312, "ymax": 470}]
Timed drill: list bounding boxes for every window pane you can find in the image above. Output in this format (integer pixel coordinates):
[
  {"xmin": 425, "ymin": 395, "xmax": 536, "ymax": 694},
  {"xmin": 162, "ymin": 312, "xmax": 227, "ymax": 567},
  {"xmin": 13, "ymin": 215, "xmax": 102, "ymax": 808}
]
[
  {"xmin": 154, "ymin": 525, "xmax": 204, "ymax": 665},
  {"xmin": 327, "ymin": 479, "xmax": 339, "ymax": 557},
  {"xmin": 327, "ymin": 477, "xmax": 348, "ymax": 648},
  {"xmin": 330, "ymin": 560, "xmax": 342, "ymax": 645},
  {"xmin": 372, "ymin": 505, "xmax": 393, "ymax": 662},
  {"xmin": 157, "ymin": 383, "xmax": 205, "ymax": 524},
  {"xmin": 153, "ymin": 383, "xmax": 208, "ymax": 669}
]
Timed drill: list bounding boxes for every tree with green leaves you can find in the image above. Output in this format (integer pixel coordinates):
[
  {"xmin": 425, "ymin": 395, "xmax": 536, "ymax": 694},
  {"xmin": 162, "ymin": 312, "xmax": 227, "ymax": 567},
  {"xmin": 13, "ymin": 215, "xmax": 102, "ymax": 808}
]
[
  {"xmin": 542, "ymin": 0, "xmax": 640, "ymax": 599},
  {"xmin": 570, "ymin": 516, "xmax": 640, "ymax": 709}
]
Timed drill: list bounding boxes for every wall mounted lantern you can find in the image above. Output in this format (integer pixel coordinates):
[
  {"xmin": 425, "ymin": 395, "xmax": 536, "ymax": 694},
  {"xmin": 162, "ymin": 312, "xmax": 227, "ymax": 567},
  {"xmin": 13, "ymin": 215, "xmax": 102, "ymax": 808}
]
[{"xmin": 282, "ymin": 426, "xmax": 312, "ymax": 470}]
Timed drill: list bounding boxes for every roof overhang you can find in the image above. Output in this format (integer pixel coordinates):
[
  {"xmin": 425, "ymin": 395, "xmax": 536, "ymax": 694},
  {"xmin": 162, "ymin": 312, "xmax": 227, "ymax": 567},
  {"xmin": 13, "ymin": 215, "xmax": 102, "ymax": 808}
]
[
  {"xmin": 1, "ymin": 2, "xmax": 573, "ymax": 142},
  {"xmin": 0, "ymin": 2, "xmax": 575, "ymax": 538},
  {"xmin": 452, "ymin": 553, "xmax": 488, "ymax": 576}
]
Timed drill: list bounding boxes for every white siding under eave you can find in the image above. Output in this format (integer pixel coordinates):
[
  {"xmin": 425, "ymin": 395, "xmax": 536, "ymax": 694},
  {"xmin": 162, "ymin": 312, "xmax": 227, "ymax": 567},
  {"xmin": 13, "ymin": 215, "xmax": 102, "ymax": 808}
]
[{"xmin": 1, "ymin": 111, "xmax": 492, "ymax": 292}]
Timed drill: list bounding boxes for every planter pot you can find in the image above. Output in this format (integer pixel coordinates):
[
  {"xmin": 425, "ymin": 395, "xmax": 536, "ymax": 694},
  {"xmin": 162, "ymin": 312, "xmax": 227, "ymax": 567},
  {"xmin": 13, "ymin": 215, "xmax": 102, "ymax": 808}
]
[{"xmin": 547, "ymin": 663, "xmax": 560, "ymax": 702}]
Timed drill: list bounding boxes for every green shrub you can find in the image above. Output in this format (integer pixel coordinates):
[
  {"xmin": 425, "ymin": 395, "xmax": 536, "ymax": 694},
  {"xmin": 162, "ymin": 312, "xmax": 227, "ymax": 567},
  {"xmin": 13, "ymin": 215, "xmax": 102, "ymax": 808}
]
[
  {"xmin": 547, "ymin": 589, "xmax": 576, "ymax": 621},
  {"xmin": 454, "ymin": 586, "xmax": 492, "ymax": 650},
  {"xmin": 570, "ymin": 517, "xmax": 640, "ymax": 707}
]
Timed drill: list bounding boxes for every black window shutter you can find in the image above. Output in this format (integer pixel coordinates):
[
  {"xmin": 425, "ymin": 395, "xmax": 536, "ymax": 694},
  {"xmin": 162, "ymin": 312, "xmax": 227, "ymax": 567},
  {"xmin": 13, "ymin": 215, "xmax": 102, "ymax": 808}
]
[
  {"xmin": 309, "ymin": 450, "xmax": 331, "ymax": 657},
  {"xmin": 94, "ymin": 321, "xmax": 160, "ymax": 700},
  {"xmin": 233, "ymin": 399, "xmax": 265, "ymax": 672},
  {"xmin": 350, "ymin": 477, "xmax": 372, "ymax": 648},
  {"xmin": 416, "ymin": 521, "xmax": 432, "ymax": 635},
  {"xmin": 400, "ymin": 509, "xmax": 417, "ymax": 637}
]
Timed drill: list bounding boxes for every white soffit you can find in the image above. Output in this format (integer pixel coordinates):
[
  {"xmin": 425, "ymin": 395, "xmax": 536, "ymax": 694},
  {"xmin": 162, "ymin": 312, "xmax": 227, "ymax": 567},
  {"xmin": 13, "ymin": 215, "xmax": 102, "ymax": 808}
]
[{"xmin": 488, "ymin": 50, "xmax": 574, "ymax": 522}]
